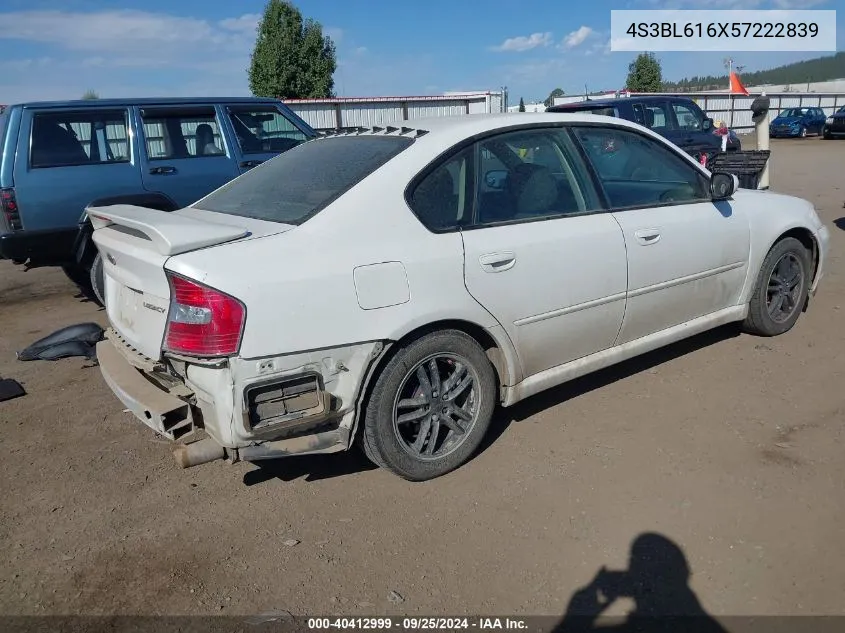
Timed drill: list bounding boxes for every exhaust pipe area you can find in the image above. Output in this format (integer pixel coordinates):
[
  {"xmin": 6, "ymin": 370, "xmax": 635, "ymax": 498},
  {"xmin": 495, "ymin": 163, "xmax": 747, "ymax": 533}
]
[{"xmin": 172, "ymin": 438, "xmax": 227, "ymax": 469}]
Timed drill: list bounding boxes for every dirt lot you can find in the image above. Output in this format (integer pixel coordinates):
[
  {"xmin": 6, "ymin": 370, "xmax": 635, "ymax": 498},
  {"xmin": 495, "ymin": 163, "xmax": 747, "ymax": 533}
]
[{"xmin": 1, "ymin": 136, "xmax": 844, "ymax": 620}]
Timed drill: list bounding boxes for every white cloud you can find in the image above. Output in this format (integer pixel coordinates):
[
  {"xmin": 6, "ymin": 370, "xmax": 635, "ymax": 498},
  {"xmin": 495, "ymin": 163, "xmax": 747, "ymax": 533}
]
[
  {"xmin": 0, "ymin": 9, "xmax": 350, "ymax": 103},
  {"xmin": 562, "ymin": 26, "xmax": 594, "ymax": 49},
  {"xmin": 218, "ymin": 13, "xmax": 261, "ymax": 35},
  {"xmin": 585, "ymin": 38, "xmax": 612, "ymax": 56},
  {"xmin": 490, "ymin": 32, "xmax": 553, "ymax": 52},
  {"xmin": 0, "ymin": 10, "xmax": 248, "ymax": 59},
  {"xmin": 0, "ymin": 10, "xmax": 344, "ymax": 66}
]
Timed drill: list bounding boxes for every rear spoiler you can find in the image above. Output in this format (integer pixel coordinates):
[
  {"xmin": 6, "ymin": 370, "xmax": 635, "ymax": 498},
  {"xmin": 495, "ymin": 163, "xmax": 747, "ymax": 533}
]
[{"xmin": 87, "ymin": 204, "xmax": 249, "ymax": 256}]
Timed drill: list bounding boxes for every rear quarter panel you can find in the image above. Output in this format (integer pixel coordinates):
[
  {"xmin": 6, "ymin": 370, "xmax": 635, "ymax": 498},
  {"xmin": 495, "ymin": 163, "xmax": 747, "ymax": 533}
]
[{"xmin": 166, "ymin": 139, "xmax": 504, "ymax": 360}]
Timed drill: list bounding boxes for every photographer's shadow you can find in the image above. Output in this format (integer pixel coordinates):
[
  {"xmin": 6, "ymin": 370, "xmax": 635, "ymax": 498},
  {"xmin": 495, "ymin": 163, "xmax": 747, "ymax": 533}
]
[{"xmin": 555, "ymin": 533, "xmax": 728, "ymax": 633}]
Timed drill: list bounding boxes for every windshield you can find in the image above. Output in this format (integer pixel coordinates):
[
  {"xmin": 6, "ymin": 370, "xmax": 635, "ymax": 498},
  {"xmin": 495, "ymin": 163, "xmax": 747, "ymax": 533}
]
[
  {"xmin": 780, "ymin": 108, "xmax": 809, "ymax": 118},
  {"xmin": 194, "ymin": 135, "xmax": 413, "ymax": 225}
]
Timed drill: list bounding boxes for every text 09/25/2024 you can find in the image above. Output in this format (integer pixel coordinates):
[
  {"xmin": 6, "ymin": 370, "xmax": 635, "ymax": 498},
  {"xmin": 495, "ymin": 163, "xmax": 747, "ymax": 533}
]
[{"xmin": 307, "ymin": 618, "xmax": 528, "ymax": 630}]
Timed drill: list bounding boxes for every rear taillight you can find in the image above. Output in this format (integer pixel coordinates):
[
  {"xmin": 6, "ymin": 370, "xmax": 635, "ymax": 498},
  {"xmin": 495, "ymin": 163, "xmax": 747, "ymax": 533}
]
[
  {"xmin": 164, "ymin": 273, "xmax": 245, "ymax": 357},
  {"xmin": 1, "ymin": 188, "xmax": 21, "ymax": 231}
]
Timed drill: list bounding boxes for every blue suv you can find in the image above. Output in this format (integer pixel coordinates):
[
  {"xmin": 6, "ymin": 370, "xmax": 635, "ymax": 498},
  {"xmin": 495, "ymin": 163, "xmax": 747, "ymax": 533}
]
[
  {"xmin": 0, "ymin": 97, "xmax": 316, "ymax": 303},
  {"xmin": 547, "ymin": 95, "xmax": 741, "ymax": 162}
]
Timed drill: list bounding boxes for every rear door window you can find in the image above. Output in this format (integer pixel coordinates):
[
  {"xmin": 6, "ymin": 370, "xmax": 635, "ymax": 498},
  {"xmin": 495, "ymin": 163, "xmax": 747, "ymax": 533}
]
[
  {"xmin": 141, "ymin": 107, "xmax": 226, "ymax": 160},
  {"xmin": 194, "ymin": 136, "xmax": 412, "ymax": 225},
  {"xmin": 633, "ymin": 102, "xmax": 672, "ymax": 132},
  {"xmin": 226, "ymin": 106, "xmax": 309, "ymax": 155},
  {"xmin": 30, "ymin": 110, "xmax": 130, "ymax": 168}
]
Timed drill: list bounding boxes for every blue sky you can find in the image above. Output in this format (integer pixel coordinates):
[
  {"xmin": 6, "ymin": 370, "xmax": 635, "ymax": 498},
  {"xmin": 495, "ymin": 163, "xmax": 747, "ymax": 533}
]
[{"xmin": 0, "ymin": 0, "xmax": 841, "ymax": 104}]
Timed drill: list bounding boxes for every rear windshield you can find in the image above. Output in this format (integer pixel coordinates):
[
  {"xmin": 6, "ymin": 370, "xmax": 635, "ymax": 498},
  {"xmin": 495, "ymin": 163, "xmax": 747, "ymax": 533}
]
[{"xmin": 194, "ymin": 135, "xmax": 413, "ymax": 224}]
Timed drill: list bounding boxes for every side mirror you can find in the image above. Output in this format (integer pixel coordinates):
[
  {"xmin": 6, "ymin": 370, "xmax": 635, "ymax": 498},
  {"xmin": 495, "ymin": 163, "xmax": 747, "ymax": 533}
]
[
  {"xmin": 710, "ymin": 171, "xmax": 738, "ymax": 200},
  {"xmin": 702, "ymin": 118, "xmax": 713, "ymax": 131},
  {"xmin": 485, "ymin": 169, "xmax": 508, "ymax": 190}
]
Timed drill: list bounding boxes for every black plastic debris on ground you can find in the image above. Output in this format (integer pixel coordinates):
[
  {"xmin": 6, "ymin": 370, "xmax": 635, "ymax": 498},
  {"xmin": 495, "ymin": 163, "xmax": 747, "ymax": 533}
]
[
  {"xmin": 17, "ymin": 322, "xmax": 104, "ymax": 362},
  {"xmin": 0, "ymin": 378, "xmax": 26, "ymax": 402}
]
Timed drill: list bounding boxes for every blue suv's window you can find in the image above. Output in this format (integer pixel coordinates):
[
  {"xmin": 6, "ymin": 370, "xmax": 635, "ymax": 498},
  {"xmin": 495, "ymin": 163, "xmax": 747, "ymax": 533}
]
[
  {"xmin": 30, "ymin": 110, "xmax": 130, "ymax": 168},
  {"xmin": 141, "ymin": 107, "xmax": 226, "ymax": 160},
  {"xmin": 631, "ymin": 102, "xmax": 671, "ymax": 132},
  {"xmin": 672, "ymin": 102, "xmax": 704, "ymax": 131},
  {"xmin": 226, "ymin": 106, "xmax": 308, "ymax": 155}
]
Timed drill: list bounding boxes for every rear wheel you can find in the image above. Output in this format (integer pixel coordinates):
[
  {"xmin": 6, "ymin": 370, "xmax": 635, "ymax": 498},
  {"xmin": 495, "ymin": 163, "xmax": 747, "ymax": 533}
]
[
  {"xmin": 360, "ymin": 330, "xmax": 497, "ymax": 481},
  {"xmin": 743, "ymin": 237, "xmax": 811, "ymax": 337}
]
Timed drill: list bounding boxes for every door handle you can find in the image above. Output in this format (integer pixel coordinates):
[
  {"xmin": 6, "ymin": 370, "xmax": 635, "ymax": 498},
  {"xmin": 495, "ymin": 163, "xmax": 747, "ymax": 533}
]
[
  {"xmin": 479, "ymin": 252, "xmax": 516, "ymax": 272},
  {"xmin": 239, "ymin": 160, "xmax": 264, "ymax": 169},
  {"xmin": 634, "ymin": 229, "xmax": 661, "ymax": 245},
  {"xmin": 149, "ymin": 165, "xmax": 177, "ymax": 175}
]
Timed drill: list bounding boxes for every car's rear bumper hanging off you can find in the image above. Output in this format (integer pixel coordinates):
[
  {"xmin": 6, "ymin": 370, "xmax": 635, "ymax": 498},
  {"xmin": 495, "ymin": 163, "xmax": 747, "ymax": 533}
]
[
  {"xmin": 96, "ymin": 338, "xmax": 194, "ymax": 439},
  {"xmin": 97, "ymin": 334, "xmax": 383, "ymax": 467}
]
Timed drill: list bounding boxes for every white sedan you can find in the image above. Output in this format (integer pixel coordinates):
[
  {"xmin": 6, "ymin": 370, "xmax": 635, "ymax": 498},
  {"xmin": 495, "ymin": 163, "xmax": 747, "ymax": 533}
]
[{"xmin": 90, "ymin": 113, "xmax": 829, "ymax": 481}]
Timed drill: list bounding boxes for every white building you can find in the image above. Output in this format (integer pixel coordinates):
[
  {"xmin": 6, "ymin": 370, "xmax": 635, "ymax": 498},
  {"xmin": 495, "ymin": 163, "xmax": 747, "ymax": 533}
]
[
  {"xmin": 506, "ymin": 102, "xmax": 547, "ymax": 113},
  {"xmin": 284, "ymin": 91, "xmax": 506, "ymax": 131}
]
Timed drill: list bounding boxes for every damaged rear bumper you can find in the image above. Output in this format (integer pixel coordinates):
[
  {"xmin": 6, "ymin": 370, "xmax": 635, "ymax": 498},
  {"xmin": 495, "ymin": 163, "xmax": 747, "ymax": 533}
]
[
  {"xmin": 96, "ymin": 333, "xmax": 385, "ymax": 468},
  {"xmin": 96, "ymin": 338, "xmax": 195, "ymax": 440}
]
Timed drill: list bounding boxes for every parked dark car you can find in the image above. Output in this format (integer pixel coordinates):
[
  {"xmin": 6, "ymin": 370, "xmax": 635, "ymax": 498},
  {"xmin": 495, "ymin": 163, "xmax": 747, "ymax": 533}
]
[
  {"xmin": 823, "ymin": 105, "xmax": 845, "ymax": 139},
  {"xmin": 0, "ymin": 97, "xmax": 316, "ymax": 304},
  {"xmin": 547, "ymin": 96, "xmax": 741, "ymax": 162},
  {"xmin": 769, "ymin": 107, "xmax": 827, "ymax": 138}
]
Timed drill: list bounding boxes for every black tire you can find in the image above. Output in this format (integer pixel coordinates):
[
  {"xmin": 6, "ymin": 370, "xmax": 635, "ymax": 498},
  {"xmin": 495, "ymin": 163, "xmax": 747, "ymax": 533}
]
[
  {"xmin": 743, "ymin": 237, "xmax": 811, "ymax": 337},
  {"xmin": 799, "ymin": 126, "xmax": 807, "ymax": 138},
  {"xmin": 360, "ymin": 330, "xmax": 497, "ymax": 481},
  {"xmin": 823, "ymin": 132, "xmax": 832, "ymax": 140},
  {"xmin": 89, "ymin": 252, "xmax": 105, "ymax": 306}
]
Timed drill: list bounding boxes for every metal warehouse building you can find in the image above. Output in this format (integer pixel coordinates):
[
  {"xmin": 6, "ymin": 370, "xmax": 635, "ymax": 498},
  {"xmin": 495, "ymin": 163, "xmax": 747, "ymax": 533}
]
[{"xmin": 283, "ymin": 91, "xmax": 506, "ymax": 131}]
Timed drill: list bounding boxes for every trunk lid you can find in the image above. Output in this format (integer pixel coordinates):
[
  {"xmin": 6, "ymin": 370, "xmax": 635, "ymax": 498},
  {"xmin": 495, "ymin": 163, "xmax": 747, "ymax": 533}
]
[{"xmin": 90, "ymin": 204, "xmax": 290, "ymax": 360}]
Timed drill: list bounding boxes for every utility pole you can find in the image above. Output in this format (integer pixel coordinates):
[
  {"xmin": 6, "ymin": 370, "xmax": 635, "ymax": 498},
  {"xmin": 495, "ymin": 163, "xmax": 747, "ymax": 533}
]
[{"xmin": 723, "ymin": 58, "xmax": 744, "ymax": 88}]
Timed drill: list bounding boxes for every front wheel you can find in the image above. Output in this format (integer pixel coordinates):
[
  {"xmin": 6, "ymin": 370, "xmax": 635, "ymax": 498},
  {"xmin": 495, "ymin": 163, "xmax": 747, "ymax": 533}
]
[
  {"xmin": 799, "ymin": 126, "xmax": 808, "ymax": 138},
  {"xmin": 743, "ymin": 237, "xmax": 811, "ymax": 337},
  {"xmin": 360, "ymin": 330, "xmax": 497, "ymax": 481}
]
